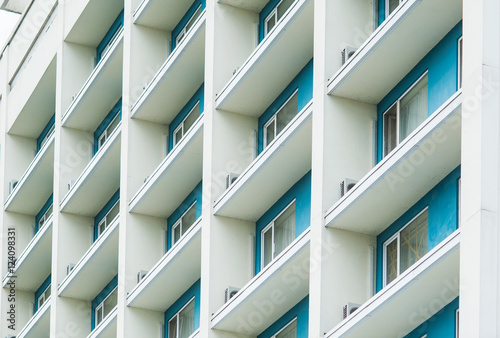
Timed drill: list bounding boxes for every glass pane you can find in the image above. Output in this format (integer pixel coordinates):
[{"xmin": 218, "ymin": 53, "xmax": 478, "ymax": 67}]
[
  {"xmin": 103, "ymin": 288, "xmax": 118, "ymax": 319},
  {"xmin": 383, "ymin": 104, "xmax": 397, "ymax": 156},
  {"xmin": 277, "ymin": 319, "xmax": 297, "ymax": 338},
  {"xmin": 266, "ymin": 15, "xmax": 276, "ymax": 34},
  {"xmin": 45, "ymin": 285, "xmax": 51, "ymax": 299},
  {"xmin": 98, "ymin": 134, "xmax": 107, "ymax": 148},
  {"xmin": 38, "ymin": 295, "xmax": 45, "ymax": 308},
  {"xmin": 385, "ymin": 239, "xmax": 398, "ymax": 285},
  {"xmin": 106, "ymin": 202, "xmax": 120, "ymax": 226},
  {"xmin": 46, "ymin": 204, "xmax": 53, "ymax": 219},
  {"xmin": 184, "ymin": 103, "xmax": 199, "ymax": 135},
  {"xmin": 96, "ymin": 306, "xmax": 103, "ymax": 325},
  {"xmin": 400, "ymin": 210, "xmax": 428, "ymax": 273},
  {"xmin": 388, "ymin": 0, "xmax": 400, "ymax": 14},
  {"xmin": 174, "ymin": 127, "xmax": 183, "ymax": 146},
  {"xmin": 276, "ymin": 91, "xmax": 298, "ymax": 135},
  {"xmin": 400, "ymin": 74, "xmax": 428, "ymax": 141},
  {"xmin": 265, "ymin": 119, "xmax": 276, "ymax": 147},
  {"xmin": 99, "ymin": 221, "xmax": 106, "ymax": 236},
  {"xmin": 106, "ymin": 112, "xmax": 121, "ymax": 138},
  {"xmin": 181, "ymin": 203, "xmax": 197, "ymax": 236},
  {"xmin": 263, "ymin": 227, "xmax": 273, "ymax": 268},
  {"xmin": 173, "ymin": 223, "xmax": 181, "ymax": 244},
  {"xmin": 169, "ymin": 316, "xmax": 178, "ymax": 338},
  {"xmin": 185, "ymin": 7, "xmax": 202, "ymax": 33},
  {"xmin": 179, "ymin": 300, "xmax": 195, "ymax": 338},
  {"xmin": 274, "ymin": 202, "xmax": 296, "ymax": 256},
  {"xmin": 176, "ymin": 30, "xmax": 185, "ymax": 45},
  {"xmin": 277, "ymin": 0, "xmax": 295, "ymax": 20}
]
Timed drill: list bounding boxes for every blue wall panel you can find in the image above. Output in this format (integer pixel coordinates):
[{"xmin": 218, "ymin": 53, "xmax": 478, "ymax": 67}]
[
  {"xmin": 258, "ymin": 296, "xmax": 309, "ymax": 338},
  {"xmin": 255, "ymin": 171, "xmax": 311, "ymax": 274},
  {"xmin": 166, "ymin": 181, "xmax": 203, "ymax": 250},
  {"xmin": 377, "ymin": 22, "xmax": 462, "ymax": 161},
  {"xmin": 376, "ymin": 166, "xmax": 460, "ymax": 291},
  {"xmin": 164, "ymin": 279, "xmax": 201, "ymax": 338},
  {"xmin": 404, "ymin": 297, "xmax": 459, "ymax": 338},
  {"xmin": 258, "ymin": 59, "xmax": 313, "ymax": 154}
]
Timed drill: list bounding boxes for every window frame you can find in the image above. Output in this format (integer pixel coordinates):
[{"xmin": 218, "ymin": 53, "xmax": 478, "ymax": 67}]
[
  {"xmin": 458, "ymin": 36, "xmax": 463, "ymax": 89},
  {"xmin": 261, "ymin": 199, "xmax": 296, "ymax": 269},
  {"xmin": 168, "ymin": 296, "xmax": 196, "ymax": 338},
  {"xmin": 456, "ymin": 308, "xmax": 459, "ymax": 338},
  {"xmin": 175, "ymin": 5, "xmax": 202, "ymax": 47},
  {"xmin": 37, "ymin": 115, "xmax": 55, "ymax": 152},
  {"xmin": 97, "ymin": 199, "xmax": 119, "ymax": 238},
  {"xmin": 173, "ymin": 101, "xmax": 200, "ymax": 148},
  {"xmin": 271, "ymin": 317, "xmax": 297, "ymax": 338},
  {"xmin": 385, "ymin": 0, "xmax": 404, "ymax": 18},
  {"xmin": 263, "ymin": 89, "xmax": 299, "ymax": 148},
  {"xmin": 264, "ymin": 0, "xmax": 295, "ymax": 37},
  {"xmin": 382, "ymin": 70, "xmax": 429, "ymax": 157},
  {"xmin": 37, "ymin": 283, "xmax": 51, "ymax": 310},
  {"xmin": 382, "ymin": 206, "xmax": 429, "ymax": 286},
  {"xmin": 97, "ymin": 110, "xmax": 121, "ymax": 150},
  {"xmin": 38, "ymin": 202, "xmax": 53, "ymax": 231},
  {"xmin": 171, "ymin": 201, "xmax": 197, "ymax": 247},
  {"xmin": 95, "ymin": 285, "xmax": 118, "ymax": 327},
  {"xmin": 96, "ymin": 10, "xmax": 124, "ymax": 65}
]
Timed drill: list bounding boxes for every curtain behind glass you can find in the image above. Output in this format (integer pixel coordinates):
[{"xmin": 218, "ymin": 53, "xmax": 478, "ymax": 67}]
[
  {"xmin": 400, "ymin": 210, "xmax": 428, "ymax": 274},
  {"xmin": 179, "ymin": 300, "xmax": 195, "ymax": 338},
  {"xmin": 399, "ymin": 74, "xmax": 428, "ymax": 141},
  {"xmin": 274, "ymin": 203, "xmax": 296, "ymax": 257},
  {"xmin": 277, "ymin": 319, "xmax": 297, "ymax": 338}
]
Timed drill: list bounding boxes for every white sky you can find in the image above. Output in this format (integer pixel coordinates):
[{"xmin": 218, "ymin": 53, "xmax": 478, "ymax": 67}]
[{"xmin": 0, "ymin": 9, "xmax": 20, "ymax": 52}]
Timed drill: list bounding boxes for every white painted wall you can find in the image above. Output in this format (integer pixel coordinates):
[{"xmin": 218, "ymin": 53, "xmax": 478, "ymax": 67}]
[{"xmin": 4, "ymin": 134, "xmax": 35, "ymax": 197}]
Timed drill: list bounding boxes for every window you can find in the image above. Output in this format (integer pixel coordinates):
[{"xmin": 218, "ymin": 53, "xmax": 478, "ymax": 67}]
[
  {"xmin": 172, "ymin": 202, "xmax": 197, "ymax": 246},
  {"xmin": 272, "ymin": 318, "xmax": 297, "ymax": 338},
  {"xmin": 97, "ymin": 200, "xmax": 119, "ymax": 238},
  {"xmin": 264, "ymin": 0, "xmax": 295, "ymax": 37},
  {"xmin": 173, "ymin": 102, "xmax": 199, "ymax": 148},
  {"xmin": 458, "ymin": 37, "xmax": 463, "ymax": 89},
  {"xmin": 38, "ymin": 203, "xmax": 53, "ymax": 232},
  {"xmin": 37, "ymin": 115, "xmax": 55, "ymax": 152},
  {"xmin": 96, "ymin": 10, "xmax": 124, "ymax": 65},
  {"xmin": 383, "ymin": 72, "xmax": 428, "ymax": 156},
  {"xmin": 383, "ymin": 208, "xmax": 428, "ymax": 286},
  {"xmin": 456, "ymin": 309, "xmax": 459, "ymax": 338},
  {"xmin": 95, "ymin": 286, "xmax": 118, "ymax": 327},
  {"xmin": 264, "ymin": 90, "xmax": 298, "ymax": 148},
  {"xmin": 262, "ymin": 201, "xmax": 296, "ymax": 269},
  {"xmin": 386, "ymin": 0, "xmax": 405, "ymax": 17},
  {"xmin": 168, "ymin": 298, "xmax": 195, "ymax": 338},
  {"xmin": 37, "ymin": 283, "xmax": 51, "ymax": 310},
  {"xmin": 97, "ymin": 110, "xmax": 120, "ymax": 150},
  {"xmin": 175, "ymin": 6, "xmax": 202, "ymax": 47}
]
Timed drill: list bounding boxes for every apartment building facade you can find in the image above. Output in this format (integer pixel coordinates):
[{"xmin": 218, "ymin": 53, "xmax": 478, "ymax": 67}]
[{"xmin": 0, "ymin": 0, "xmax": 497, "ymax": 337}]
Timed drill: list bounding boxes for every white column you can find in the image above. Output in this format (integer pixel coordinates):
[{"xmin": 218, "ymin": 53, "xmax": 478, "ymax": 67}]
[{"xmin": 460, "ymin": 0, "xmax": 500, "ymax": 336}]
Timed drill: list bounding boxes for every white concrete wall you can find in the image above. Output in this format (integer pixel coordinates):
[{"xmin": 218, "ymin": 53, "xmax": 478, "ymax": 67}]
[{"xmin": 4, "ymin": 134, "xmax": 35, "ymax": 197}]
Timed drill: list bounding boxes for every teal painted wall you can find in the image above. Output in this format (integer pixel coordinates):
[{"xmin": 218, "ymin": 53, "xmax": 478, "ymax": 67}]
[
  {"xmin": 255, "ymin": 171, "xmax": 311, "ymax": 274},
  {"xmin": 377, "ymin": 22, "xmax": 462, "ymax": 161},
  {"xmin": 376, "ymin": 166, "xmax": 460, "ymax": 291},
  {"xmin": 404, "ymin": 297, "xmax": 459, "ymax": 338}
]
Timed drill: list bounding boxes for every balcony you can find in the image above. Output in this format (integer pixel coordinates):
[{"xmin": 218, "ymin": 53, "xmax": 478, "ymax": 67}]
[
  {"xmin": 8, "ymin": 57, "xmax": 56, "ymax": 139},
  {"xmin": 134, "ymin": 0, "xmax": 197, "ymax": 30},
  {"xmin": 129, "ymin": 116, "xmax": 203, "ymax": 218},
  {"xmin": 2, "ymin": 218, "xmax": 52, "ymax": 291},
  {"xmin": 17, "ymin": 297, "xmax": 51, "ymax": 338},
  {"xmin": 5, "ymin": 134, "xmax": 54, "ymax": 215},
  {"xmin": 216, "ymin": 0, "xmax": 268, "ymax": 13},
  {"xmin": 127, "ymin": 218, "xmax": 202, "ymax": 311},
  {"xmin": 327, "ymin": 0, "xmax": 462, "ymax": 103},
  {"xmin": 58, "ymin": 218, "xmax": 119, "ymax": 301},
  {"xmin": 87, "ymin": 307, "xmax": 117, "ymax": 338},
  {"xmin": 325, "ymin": 230, "xmax": 460, "ymax": 338},
  {"xmin": 211, "ymin": 228, "xmax": 310, "ymax": 335},
  {"xmin": 325, "ymin": 91, "xmax": 461, "ymax": 235},
  {"xmin": 62, "ymin": 30, "xmax": 123, "ymax": 132},
  {"xmin": 215, "ymin": 0, "xmax": 313, "ymax": 116},
  {"xmin": 64, "ymin": 0, "xmax": 123, "ymax": 47},
  {"xmin": 60, "ymin": 125, "xmax": 121, "ymax": 216},
  {"xmin": 214, "ymin": 101, "xmax": 312, "ymax": 221},
  {"xmin": 131, "ymin": 13, "xmax": 205, "ymax": 124}
]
